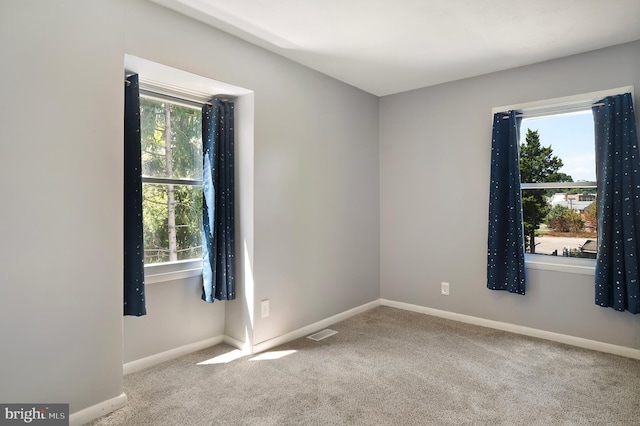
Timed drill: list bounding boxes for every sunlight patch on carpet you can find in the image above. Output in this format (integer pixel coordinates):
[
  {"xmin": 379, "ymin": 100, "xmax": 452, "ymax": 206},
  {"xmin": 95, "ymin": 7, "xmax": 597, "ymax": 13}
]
[
  {"xmin": 197, "ymin": 349, "xmax": 245, "ymax": 365},
  {"xmin": 249, "ymin": 350, "xmax": 297, "ymax": 361}
]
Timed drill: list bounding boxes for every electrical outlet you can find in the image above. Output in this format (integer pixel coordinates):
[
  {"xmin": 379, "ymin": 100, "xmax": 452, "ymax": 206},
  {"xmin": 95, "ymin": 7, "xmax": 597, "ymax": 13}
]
[
  {"xmin": 261, "ymin": 299, "xmax": 270, "ymax": 318},
  {"xmin": 441, "ymin": 282, "xmax": 450, "ymax": 296}
]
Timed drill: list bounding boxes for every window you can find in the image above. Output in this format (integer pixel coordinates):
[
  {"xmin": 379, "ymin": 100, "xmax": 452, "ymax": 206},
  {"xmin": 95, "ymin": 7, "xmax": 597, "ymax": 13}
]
[
  {"xmin": 519, "ymin": 110, "xmax": 597, "ymax": 260},
  {"xmin": 492, "ymin": 86, "xmax": 633, "ymax": 275},
  {"xmin": 140, "ymin": 96, "xmax": 203, "ymax": 265}
]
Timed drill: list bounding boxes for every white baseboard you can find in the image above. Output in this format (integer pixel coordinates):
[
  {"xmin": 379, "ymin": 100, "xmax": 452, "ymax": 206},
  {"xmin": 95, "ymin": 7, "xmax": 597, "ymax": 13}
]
[
  {"xmin": 381, "ymin": 299, "xmax": 640, "ymax": 360},
  {"xmin": 69, "ymin": 392, "xmax": 127, "ymax": 426},
  {"xmin": 122, "ymin": 301, "xmax": 381, "ymax": 374},
  {"xmin": 251, "ymin": 299, "xmax": 381, "ymax": 354},
  {"xmin": 224, "ymin": 334, "xmax": 250, "ymax": 353},
  {"xmin": 123, "ymin": 335, "xmax": 224, "ymax": 375}
]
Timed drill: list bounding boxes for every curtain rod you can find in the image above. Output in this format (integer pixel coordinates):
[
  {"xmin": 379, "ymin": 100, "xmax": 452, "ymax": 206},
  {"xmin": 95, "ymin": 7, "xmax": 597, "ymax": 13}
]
[
  {"xmin": 124, "ymin": 77, "xmax": 235, "ymax": 106},
  {"xmin": 500, "ymin": 102, "xmax": 605, "ymax": 119},
  {"xmin": 140, "ymin": 88, "xmax": 213, "ymax": 108}
]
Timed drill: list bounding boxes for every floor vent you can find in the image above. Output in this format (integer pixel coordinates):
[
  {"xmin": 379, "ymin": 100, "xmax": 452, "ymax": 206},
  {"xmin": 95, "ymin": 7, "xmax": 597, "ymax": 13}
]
[{"xmin": 307, "ymin": 329, "xmax": 338, "ymax": 341}]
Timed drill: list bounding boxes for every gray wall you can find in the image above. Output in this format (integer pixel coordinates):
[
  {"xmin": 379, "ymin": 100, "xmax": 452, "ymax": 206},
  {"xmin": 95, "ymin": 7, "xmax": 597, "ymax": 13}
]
[
  {"xmin": 0, "ymin": 0, "xmax": 125, "ymax": 414},
  {"xmin": 123, "ymin": 0, "xmax": 380, "ymax": 348},
  {"xmin": 0, "ymin": 0, "xmax": 380, "ymax": 415},
  {"xmin": 123, "ymin": 276, "xmax": 225, "ymax": 363},
  {"xmin": 380, "ymin": 40, "xmax": 640, "ymax": 350}
]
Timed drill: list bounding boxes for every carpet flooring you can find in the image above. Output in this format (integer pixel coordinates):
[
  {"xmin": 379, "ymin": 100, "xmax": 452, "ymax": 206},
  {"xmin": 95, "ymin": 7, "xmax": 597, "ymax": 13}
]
[{"xmin": 89, "ymin": 306, "xmax": 640, "ymax": 425}]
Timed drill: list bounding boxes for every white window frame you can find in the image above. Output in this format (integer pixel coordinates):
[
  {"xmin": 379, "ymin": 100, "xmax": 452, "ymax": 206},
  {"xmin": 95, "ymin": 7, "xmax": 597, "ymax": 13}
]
[
  {"xmin": 126, "ymin": 54, "xmax": 250, "ymax": 285},
  {"xmin": 492, "ymin": 86, "xmax": 634, "ymax": 275},
  {"xmin": 139, "ymin": 91, "xmax": 205, "ymax": 283},
  {"xmin": 144, "ymin": 259, "xmax": 203, "ymax": 285}
]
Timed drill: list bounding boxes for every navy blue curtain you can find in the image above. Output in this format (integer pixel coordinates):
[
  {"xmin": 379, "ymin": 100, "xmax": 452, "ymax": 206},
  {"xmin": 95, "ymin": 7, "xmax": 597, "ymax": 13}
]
[
  {"xmin": 123, "ymin": 74, "xmax": 146, "ymax": 316},
  {"xmin": 487, "ymin": 111, "xmax": 526, "ymax": 294},
  {"xmin": 593, "ymin": 93, "xmax": 640, "ymax": 314},
  {"xmin": 202, "ymin": 99, "xmax": 236, "ymax": 303}
]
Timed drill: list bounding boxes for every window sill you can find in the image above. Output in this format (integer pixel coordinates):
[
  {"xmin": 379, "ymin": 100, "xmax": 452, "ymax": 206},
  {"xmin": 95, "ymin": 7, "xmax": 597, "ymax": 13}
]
[
  {"xmin": 525, "ymin": 254, "xmax": 595, "ymax": 276},
  {"xmin": 144, "ymin": 259, "xmax": 202, "ymax": 284}
]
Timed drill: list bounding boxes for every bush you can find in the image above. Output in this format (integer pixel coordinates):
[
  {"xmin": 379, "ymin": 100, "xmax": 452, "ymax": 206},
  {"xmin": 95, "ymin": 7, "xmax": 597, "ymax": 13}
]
[{"xmin": 546, "ymin": 205, "xmax": 584, "ymax": 232}]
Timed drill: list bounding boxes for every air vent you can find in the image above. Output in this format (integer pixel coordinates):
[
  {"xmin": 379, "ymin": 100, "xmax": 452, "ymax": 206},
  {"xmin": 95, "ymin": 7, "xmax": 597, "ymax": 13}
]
[{"xmin": 307, "ymin": 329, "xmax": 338, "ymax": 341}]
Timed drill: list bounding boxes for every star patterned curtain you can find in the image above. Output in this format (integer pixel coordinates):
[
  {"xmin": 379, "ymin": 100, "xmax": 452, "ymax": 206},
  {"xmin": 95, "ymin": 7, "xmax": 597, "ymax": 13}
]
[
  {"xmin": 201, "ymin": 99, "xmax": 236, "ymax": 302},
  {"xmin": 123, "ymin": 74, "xmax": 146, "ymax": 316},
  {"xmin": 487, "ymin": 110, "xmax": 526, "ymax": 295},
  {"xmin": 593, "ymin": 92, "xmax": 640, "ymax": 314}
]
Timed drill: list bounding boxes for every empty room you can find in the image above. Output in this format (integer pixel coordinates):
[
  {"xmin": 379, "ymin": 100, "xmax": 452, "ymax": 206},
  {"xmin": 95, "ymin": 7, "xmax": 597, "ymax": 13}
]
[{"xmin": 1, "ymin": 0, "xmax": 639, "ymax": 425}]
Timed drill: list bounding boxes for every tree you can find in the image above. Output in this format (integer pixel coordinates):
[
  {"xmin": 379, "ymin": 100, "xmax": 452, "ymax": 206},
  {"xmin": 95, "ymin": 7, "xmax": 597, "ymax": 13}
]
[
  {"xmin": 140, "ymin": 98, "xmax": 203, "ymax": 264},
  {"xmin": 165, "ymin": 106, "xmax": 177, "ymax": 262},
  {"xmin": 519, "ymin": 129, "xmax": 569, "ymax": 253}
]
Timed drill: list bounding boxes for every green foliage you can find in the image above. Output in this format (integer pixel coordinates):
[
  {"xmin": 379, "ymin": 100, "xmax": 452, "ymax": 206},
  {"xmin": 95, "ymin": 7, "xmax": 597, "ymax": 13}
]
[
  {"xmin": 521, "ymin": 189, "xmax": 549, "ymax": 249},
  {"xmin": 519, "ymin": 130, "xmax": 564, "ymax": 183},
  {"xmin": 142, "ymin": 184, "xmax": 203, "ymax": 264},
  {"xmin": 519, "ymin": 129, "xmax": 568, "ymax": 253},
  {"xmin": 173, "ymin": 185, "xmax": 203, "ymax": 260},
  {"xmin": 140, "ymin": 99, "xmax": 202, "ymax": 179},
  {"xmin": 139, "ymin": 98, "xmax": 203, "ymax": 264},
  {"xmin": 545, "ymin": 172, "xmax": 573, "ymax": 183},
  {"xmin": 142, "ymin": 184, "xmax": 169, "ymax": 263},
  {"xmin": 546, "ymin": 205, "xmax": 584, "ymax": 232}
]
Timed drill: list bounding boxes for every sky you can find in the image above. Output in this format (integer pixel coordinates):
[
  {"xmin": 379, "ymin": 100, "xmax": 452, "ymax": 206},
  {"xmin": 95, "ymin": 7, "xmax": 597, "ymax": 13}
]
[{"xmin": 520, "ymin": 110, "xmax": 595, "ymax": 182}]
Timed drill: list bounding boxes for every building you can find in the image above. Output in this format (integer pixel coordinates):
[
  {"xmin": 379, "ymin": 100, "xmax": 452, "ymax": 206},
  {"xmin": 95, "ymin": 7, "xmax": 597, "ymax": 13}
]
[{"xmin": 549, "ymin": 192, "xmax": 596, "ymax": 214}]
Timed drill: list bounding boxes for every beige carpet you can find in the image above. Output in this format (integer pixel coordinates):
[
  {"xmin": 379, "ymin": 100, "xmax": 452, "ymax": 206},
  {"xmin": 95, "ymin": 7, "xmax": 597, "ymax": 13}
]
[{"xmin": 90, "ymin": 306, "xmax": 640, "ymax": 425}]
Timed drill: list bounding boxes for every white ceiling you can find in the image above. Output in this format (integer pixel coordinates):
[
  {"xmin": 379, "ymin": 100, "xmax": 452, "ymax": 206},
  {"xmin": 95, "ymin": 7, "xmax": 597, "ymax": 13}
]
[{"xmin": 151, "ymin": 0, "xmax": 640, "ymax": 96}]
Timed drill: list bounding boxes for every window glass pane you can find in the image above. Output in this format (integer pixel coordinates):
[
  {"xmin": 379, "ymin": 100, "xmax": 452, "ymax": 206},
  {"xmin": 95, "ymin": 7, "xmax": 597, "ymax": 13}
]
[
  {"xmin": 140, "ymin": 97, "xmax": 203, "ymax": 180},
  {"xmin": 520, "ymin": 111, "xmax": 597, "ymax": 258},
  {"xmin": 522, "ymin": 189, "xmax": 597, "ymax": 258},
  {"xmin": 142, "ymin": 183, "xmax": 203, "ymax": 265},
  {"xmin": 520, "ymin": 111, "xmax": 595, "ymax": 183}
]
